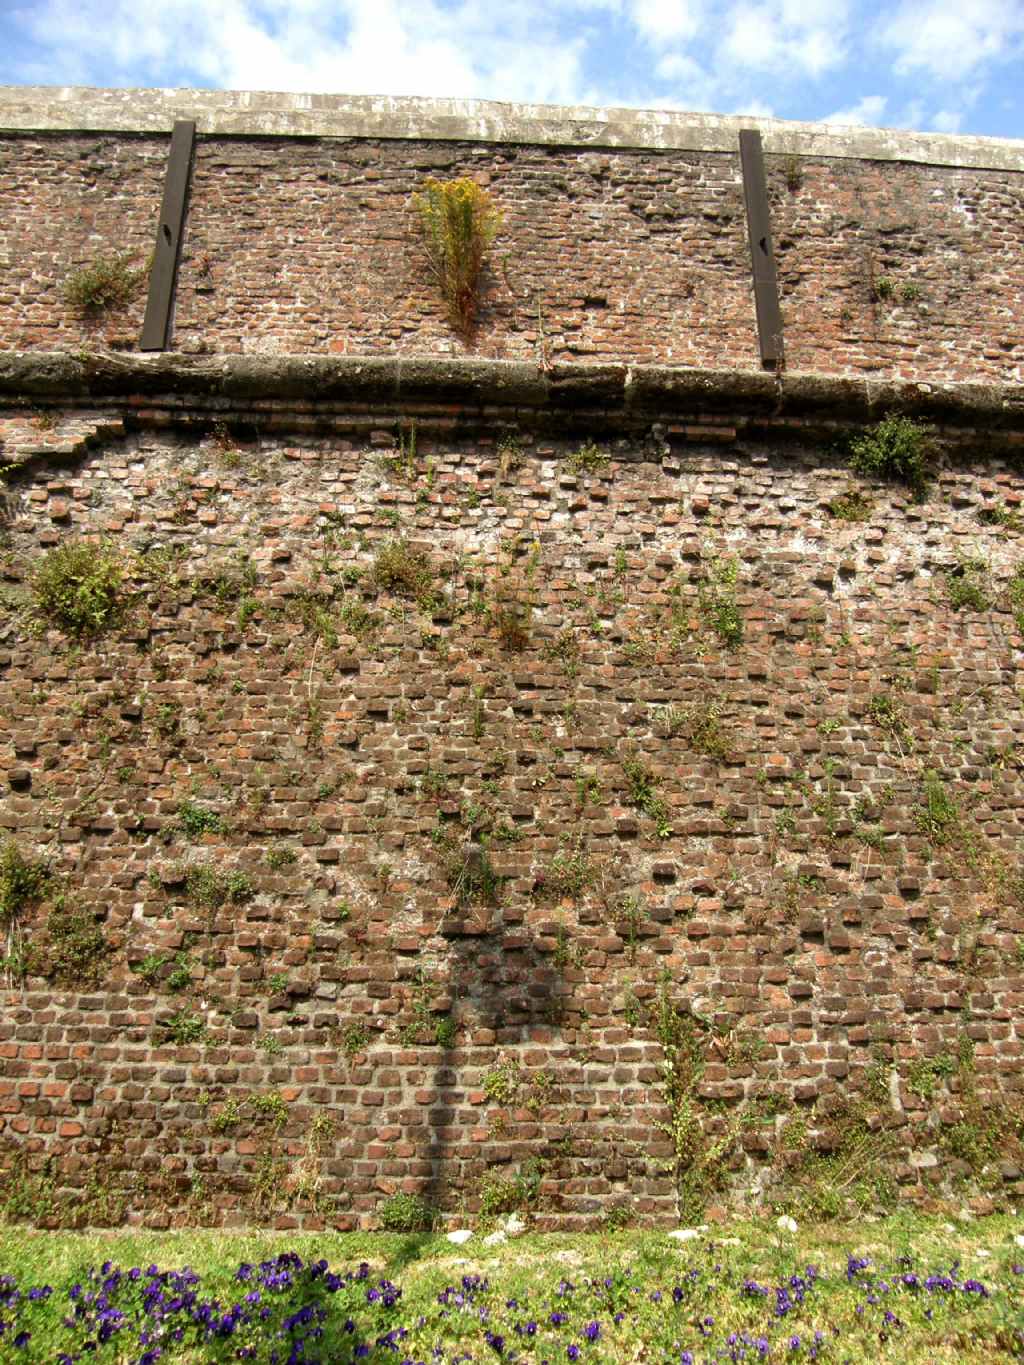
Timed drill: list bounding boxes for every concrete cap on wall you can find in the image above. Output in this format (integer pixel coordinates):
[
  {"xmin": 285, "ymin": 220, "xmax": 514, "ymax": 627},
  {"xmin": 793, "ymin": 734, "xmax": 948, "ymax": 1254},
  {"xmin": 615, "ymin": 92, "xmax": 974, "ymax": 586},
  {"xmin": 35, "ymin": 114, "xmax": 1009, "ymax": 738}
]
[{"xmin": 1, "ymin": 85, "xmax": 1022, "ymax": 171}]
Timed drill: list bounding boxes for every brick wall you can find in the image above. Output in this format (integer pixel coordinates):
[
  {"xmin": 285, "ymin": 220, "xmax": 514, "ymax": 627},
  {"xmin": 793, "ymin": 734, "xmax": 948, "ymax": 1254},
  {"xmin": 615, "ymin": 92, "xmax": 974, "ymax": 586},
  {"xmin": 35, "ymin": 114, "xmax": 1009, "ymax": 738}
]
[
  {"xmin": 2, "ymin": 131, "xmax": 1023, "ymax": 384},
  {"xmin": 1, "ymin": 399, "xmax": 1023, "ymax": 1228}
]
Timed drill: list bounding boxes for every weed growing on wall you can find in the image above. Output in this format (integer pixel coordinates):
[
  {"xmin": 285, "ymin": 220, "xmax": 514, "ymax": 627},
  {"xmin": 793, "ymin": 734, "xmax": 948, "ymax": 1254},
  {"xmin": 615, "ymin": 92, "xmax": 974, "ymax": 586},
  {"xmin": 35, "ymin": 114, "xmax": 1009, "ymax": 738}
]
[
  {"xmin": 978, "ymin": 502, "xmax": 1024, "ymax": 533},
  {"xmin": 651, "ymin": 979, "xmax": 732, "ymax": 1220},
  {"xmin": 565, "ymin": 441, "xmax": 609, "ymax": 476},
  {"xmin": 779, "ymin": 153, "xmax": 803, "ymax": 192},
  {"xmin": 193, "ymin": 555, "xmax": 259, "ymax": 630},
  {"xmin": 1009, "ymin": 565, "xmax": 1024, "ymax": 633},
  {"xmin": 483, "ymin": 1056, "xmax": 522, "ymax": 1104},
  {"xmin": 848, "ymin": 414, "xmax": 932, "ymax": 499},
  {"xmin": 159, "ymin": 1009, "xmax": 207, "ymax": 1046},
  {"xmin": 178, "ymin": 800, "xmax": 224, "ymax": 840},
  {"xmin": 20, "ymin": 903, "xmax": 108, "ymax": 986},
  {"xmin": 826, "ymin": 486, "xmax": 873, "ymax": 522},
  {"xmin": 0, "ymin": 842, "xmax": 56, "ymax": 982},
  {"xmin": 622, "ymin": 754, "xmax": 671, "ymax": 836},
  {"xmin": 489, "ymin": 540, "xmax": 540, "ymax": 649},
  {"xmin": 340, "ymin": 1021, "xmax": 369, "ymax": 1058},
  {"xmin": 944, "ymin": 557, "xmax": 990, "ymax": 612},
  {"xmin": 64, "ymin": 252, "xmax": 146, "ymax": 316},
  {"xmin": 697, "ymin": 553, "xmax": 743, "ymax": 648},
  {"xmin": 915, "ymin": 770, "xmax": 964, "ymax": 847},
  {"xmin": 371, "ymin": 538, "xmax": 437, "ymax": 604},
  {"xmin": 534, "ymin": 838, "xmax": 596, "ymax": 902},
  {"xmin": 182, "ymin": 864, "xmax": 253, "ymax": 910},
  {"xmin": 414, "ymin": 177, "xmax": 501, "ymax": 338},
  {"xmin": 378, "ymin": 1192, "xmax": 436, "ymax": 1232},
  {"xmin": 662, "ymin": 701, "xmax": 729, "ymax": 760},
  {"xmin": 479, "ymin": 1158, "xmax": 543, "ymax": 1218},
  {"xmin": 31, "ymin": 540, "xmax": 126, "ymax": 638},
  {"xmin": 0, "ymin": 841, "xmax": 51, "ymax": 926},
  {"xmin": 445, "ymin": 841, "xmax": 500, "ymax": 907}
]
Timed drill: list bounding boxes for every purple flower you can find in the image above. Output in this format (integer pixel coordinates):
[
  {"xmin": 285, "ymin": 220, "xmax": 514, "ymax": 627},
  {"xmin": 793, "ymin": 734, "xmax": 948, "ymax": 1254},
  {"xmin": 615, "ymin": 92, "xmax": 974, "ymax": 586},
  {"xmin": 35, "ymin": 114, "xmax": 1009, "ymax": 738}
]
[
  {"xmin": 567, "ymin": 1346, "xmax": 579, "ymax": 1361},
  {"xmin": 583, "ymin": 1321, "xmax": 600, "ymax": 1342}
]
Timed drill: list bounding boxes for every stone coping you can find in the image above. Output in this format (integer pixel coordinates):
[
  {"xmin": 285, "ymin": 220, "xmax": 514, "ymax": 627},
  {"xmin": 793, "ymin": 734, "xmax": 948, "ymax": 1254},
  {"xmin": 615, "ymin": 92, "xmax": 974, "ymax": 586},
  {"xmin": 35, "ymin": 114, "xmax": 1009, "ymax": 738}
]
[
  {"xmin": 1, "ymin": 86, "xmax": 1022, "ymax": 172},
  {"xmin": 1, "ymin": 353, "xmax": 1022, "ymax": 434}
]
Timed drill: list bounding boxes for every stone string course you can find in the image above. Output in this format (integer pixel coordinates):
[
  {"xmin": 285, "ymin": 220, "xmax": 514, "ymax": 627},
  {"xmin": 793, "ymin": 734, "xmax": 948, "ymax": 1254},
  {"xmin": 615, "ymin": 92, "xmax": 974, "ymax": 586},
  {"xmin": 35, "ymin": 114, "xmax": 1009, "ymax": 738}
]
[
  {"xmin": 1, "ymin": 129, "xmax": 1023, "ymax": 383},
  {"xmin": 1, "ymin": 404, "xmax": 1023, "ymax": 1229}
]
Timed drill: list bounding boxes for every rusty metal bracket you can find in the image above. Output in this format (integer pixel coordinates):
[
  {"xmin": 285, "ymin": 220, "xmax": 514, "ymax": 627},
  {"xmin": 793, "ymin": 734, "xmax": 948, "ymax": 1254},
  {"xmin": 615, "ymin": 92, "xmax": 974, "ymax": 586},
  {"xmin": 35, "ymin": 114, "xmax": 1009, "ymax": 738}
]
[
  {"xmin": 140, "ymin": 119, "xmax": 196, "ymax": 352},
  {"xmin": 739, "ymin": 129, "xmax": 784, "ymax": 369}
]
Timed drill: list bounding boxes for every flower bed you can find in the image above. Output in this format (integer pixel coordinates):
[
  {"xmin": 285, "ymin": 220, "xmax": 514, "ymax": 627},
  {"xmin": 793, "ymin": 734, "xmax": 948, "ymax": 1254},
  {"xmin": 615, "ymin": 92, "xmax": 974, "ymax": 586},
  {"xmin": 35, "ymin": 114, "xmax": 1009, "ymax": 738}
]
[{"xmin": 0, "ymin": 1243, "xmax": 1021, "ymax": 1364}]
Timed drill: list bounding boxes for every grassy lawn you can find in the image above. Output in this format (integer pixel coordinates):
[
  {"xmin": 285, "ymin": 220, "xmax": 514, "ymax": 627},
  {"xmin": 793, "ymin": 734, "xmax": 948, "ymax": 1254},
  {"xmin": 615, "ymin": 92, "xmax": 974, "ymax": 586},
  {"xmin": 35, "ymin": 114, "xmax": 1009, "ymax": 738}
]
[{"xmin": 0, "ymin": 1214, "xmax": 1021, "ymax": 1362}]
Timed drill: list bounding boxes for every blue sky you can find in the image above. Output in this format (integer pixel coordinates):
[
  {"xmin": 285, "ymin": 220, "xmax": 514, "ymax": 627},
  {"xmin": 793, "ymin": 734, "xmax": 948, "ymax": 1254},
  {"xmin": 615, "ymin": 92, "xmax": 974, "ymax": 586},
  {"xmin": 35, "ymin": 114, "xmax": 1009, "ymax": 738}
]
[{"xmin": 2, "ymin": 0, "xmax": 1022, "ymax": 138}]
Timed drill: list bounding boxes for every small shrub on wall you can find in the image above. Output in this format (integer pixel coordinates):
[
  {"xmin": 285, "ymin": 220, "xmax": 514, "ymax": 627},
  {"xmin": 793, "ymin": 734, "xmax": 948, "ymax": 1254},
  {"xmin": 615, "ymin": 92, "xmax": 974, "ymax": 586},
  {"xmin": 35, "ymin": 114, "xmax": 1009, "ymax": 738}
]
[
  {"xmin": 63, "ymin": 252, "xmax": 146, "ymax": 316},
  {"xmin": 414, "ymin": 177, "xmax": 501, "ymax": 338},
  {"xmin": 848, "ymin": 414, "xmax": 932, "ymax": 500},
  {"xmin": 31, "ymin": 540, "xmax": 126, "ymax": 639},
  {"xmin": 0, "ymin": 841, "xmax": 51, "ymax": 928}
]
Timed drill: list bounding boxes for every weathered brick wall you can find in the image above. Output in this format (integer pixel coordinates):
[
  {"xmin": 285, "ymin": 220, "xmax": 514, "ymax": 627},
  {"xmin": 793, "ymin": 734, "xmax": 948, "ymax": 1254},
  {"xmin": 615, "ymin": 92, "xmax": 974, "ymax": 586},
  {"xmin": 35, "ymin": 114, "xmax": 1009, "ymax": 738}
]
[
  {"xmin": 2, "ymin": 131, "xmax": 1023, "ymax": 383},
  {"xmin": 1, "ymin": 400, "xmax": 1023, "ymax": 1228}
]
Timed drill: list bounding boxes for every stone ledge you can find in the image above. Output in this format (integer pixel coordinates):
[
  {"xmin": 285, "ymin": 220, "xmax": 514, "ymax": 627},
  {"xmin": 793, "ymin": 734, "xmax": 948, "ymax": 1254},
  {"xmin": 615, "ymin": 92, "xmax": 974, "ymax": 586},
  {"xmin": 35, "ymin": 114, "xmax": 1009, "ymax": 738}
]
[
  {"xmin": 1, "ymin": 353, "xmax": 1022, "ymax": 435},
  {"xmin": 1, "ymin": 87, "xmax": 1022, "ymax": 172}
]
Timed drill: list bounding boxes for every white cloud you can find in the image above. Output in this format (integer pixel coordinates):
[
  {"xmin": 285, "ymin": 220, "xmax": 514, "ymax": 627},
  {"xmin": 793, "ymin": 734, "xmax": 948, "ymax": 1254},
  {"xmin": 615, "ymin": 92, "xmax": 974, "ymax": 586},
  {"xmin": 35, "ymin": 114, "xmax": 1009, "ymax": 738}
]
[
  {"xmin": 822, "ymin": 93, "xmax": 888, "ymax": 125},
  {"xmin": 5, "ymin": 0, "xmax": 1016, "ymax": 138},
  {"xmin": 717, "ymin": 0, "xmax": 849, "ymax": 77},
  {"xmin": 730, "ymin": 97, "xmax": 775, "ymax": 116},
  {"xmin": 931, "ymin": 108, "xmax": 964, "ymax": 131},
  {"xmin": 628, "ymin": 0, "xmax": 707, "ymax": 44},
  {"xmin": 12, "ymin": 0, "xmax": 596, "ymax": 105},
  {"xmin": 877, "ymin": 0, "xmax": 1024, "ymax": 83}
]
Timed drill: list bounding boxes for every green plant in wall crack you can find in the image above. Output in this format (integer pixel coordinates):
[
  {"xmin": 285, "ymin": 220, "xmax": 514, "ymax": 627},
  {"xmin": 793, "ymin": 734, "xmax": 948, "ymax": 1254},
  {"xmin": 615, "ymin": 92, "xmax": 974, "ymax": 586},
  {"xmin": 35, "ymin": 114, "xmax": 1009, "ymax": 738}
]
[
  {"xmin": 31, "ymin": 540, "xmax": 127, "ymax": 639},
  {"xmin": 414, "ymin": 177, "xmax": 502, "ymax": 338},
  {"xmin": 661, "ymin": 701, "xmax": 729, "ymax": 760},
  {"xmin": 1009, "ymin": 564, "xmax": 1024, "ymax": 634},
  {"xmin": 847, "ymin": 414, "xmax": 933, "ymax": 500},
  {"xmin": 479, "ymin": 1157, "xmax": 544, "ymax": 1219},
  {"xmin": 652, "ymin": 977, "xmax": 732, "ymax": 1221},
  {"xmin": 193, "ymin": 554, "xmax": 259, "ymax": 630},
  {"xmin": 534, "ymin": 836, "xmax": 596, "ymax": 902},
  {"xmin": 906, "ymin": 1051, "xmax": 956, "ymax": 1100},
  {"xmin": 915, "ymin": 769, "xmax": 968, "ymax": 849},
  {"xmin": 0, "ymin": 840, "xmax": 52, "ymax": 927},
  {"xmin": 439, "ymin": 828, "xmax": 500, "ymax": 908},
  {"xmin": 944, "ymin": 557, "xmax": 990, "ymax": 613},
  {"xmin": 371, "ymin": 537, "xmax": 439, "ymax": 606},
  {"xmin": 826, "ymin": 485, "xmax": 873, "ymax": 523},
  {"xmin": 23, "ymin": 904, "xmax": 109, "ymax": 987},
  {"xmin": 178, "ymin": 799, "xmax": 224, "ymax": 840},
  {"xmin": 64, "ymin": 251, "xmax": 146, "ymax": 316},
  {"xmin": 340, "ymin": 1020, "xmax": 370, "ymax": 1058},
  {"xmin": 622, "ymin": 753, "xmax": 671, "ymax": 837},
  {"xmin": 483, "ymin": 1055, "xmax": 523, "ymax": 1105},
  {"xmin": 158, "ymin": 1008, "xmax": 207, "ymax": 1047},
  {"xmin": 696, "ymin": 553, "xmax": 743, "ymax": 649},
  {"xmin": 378, "ymin": 1191, "xmax": 437, "ymax": 1232},
  {"xmin": 0, "ymin": 841, "xmax": 55, "ymax": 983},
  {"xmin": 181, "ymin": 863, "xmax": 253, "ymax": 910},
  {"xmin": 250, "ymin": 1090, "xmax": 289, "ymax": 1129},
  {"xmin": 565, "ymin": 441, "xmax": 609, "ymax": 477}
]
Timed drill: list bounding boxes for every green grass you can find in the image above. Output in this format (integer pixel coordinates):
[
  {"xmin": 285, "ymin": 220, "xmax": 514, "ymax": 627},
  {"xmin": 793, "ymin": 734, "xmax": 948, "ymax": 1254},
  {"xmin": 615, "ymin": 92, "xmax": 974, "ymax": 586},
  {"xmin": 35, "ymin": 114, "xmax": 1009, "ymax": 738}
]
[{"xmin": 0, "ymin": 1217, "xmax": 1020, "ymax": 1362}]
